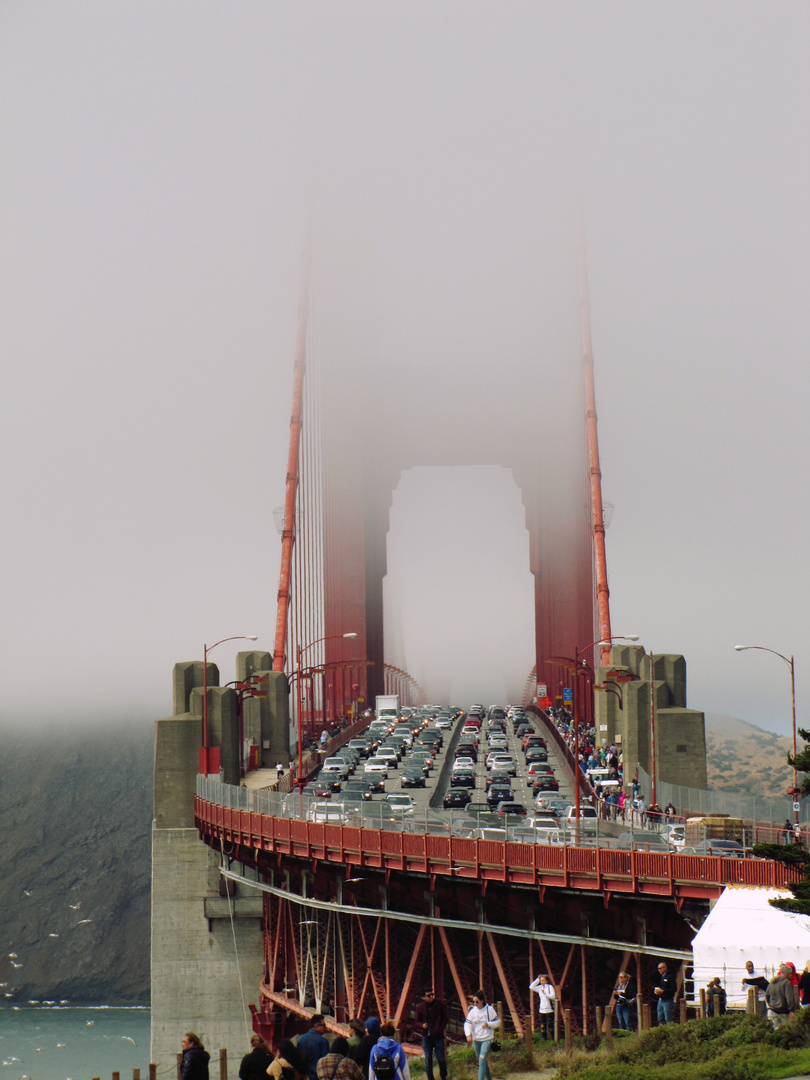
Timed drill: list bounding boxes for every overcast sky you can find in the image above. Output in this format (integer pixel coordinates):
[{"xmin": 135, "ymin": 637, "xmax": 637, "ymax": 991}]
[{"xmin": 1, "ymin": 2, "xmax": 808, "ymax": 738}]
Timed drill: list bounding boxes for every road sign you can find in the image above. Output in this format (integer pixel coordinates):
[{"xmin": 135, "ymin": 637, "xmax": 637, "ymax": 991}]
[
  {"xmin": 563, "ymin": 688, "xmax": 573, "ymax": 703},
  {"xmin": 794, "ymin": 802, "xmax": 801, "ymax": 812},
  {"xmin": 537, "ymin": 683, "xmax": 547, "ymax": 698}
]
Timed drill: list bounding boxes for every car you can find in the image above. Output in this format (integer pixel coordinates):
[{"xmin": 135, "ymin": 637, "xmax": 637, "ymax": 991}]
[
  {"xmin": 374, "ymin": 749, "xmax": 399, "ymax": 769},
  {"xmin": 532, "ymin": 775, "xmax": 560, "ymax": 793},
  {"xmin": 317, "ymin": 769, "xmax": 344, "ymax": 792},
  {"xmin": 525, "ymin": 748, "xmax": 548, "ymax": 764},
  {"xmin": 444, "ymin": 788, "xmax": 472, "ymax": 809},
  {"xmin": 466, "ymin": 800, "xmax": 492, "ymax": 815},
  {"xmin": 685, "ymin": 839, "xmax": 745, "ymax": 858},
  {"xmin": 522, "ymin": 733, "xmax": 546, "ymax": 749},
  {"xmin": 348, "ymin": 739, "xmax": 373, "ymax": 758},
  {"xmin": 667, "ymin": 824, "xmax": 686, "ymax": 849},
  {"xmin": 342, "ymin": 781, "xmax": 373, "ymax": 801},
  {"xmin": 400, "ymin": 767, "xmax": 426, "ymax": 788},
  {"xmin": 386, "ymin": 793, "xmax": 415, "ymax": 815},
  {"xmin": 434, "ymin": 716, "xmax": 453, "ymax": 729},
  {"xmin": 322, "ymin": 758, "xmax": 351, "ymax": 779},
  {"xmin": 496, "ymin": 801, "xmax": 528, "ymax": 818},
  {"xmin": 527, "ymin": 761, "xmax": 554, "ymax": 777},
  {"xmin": 450, "ymin": 770, "xmax": 476, "ymax": 788},
  {"xmin": 302, "ymin": 782, "xmax": 332, "ymax": 799},
  {"xmin": 453, "ymin": 756, "xmax": 476, "ymax": 772},
  {"xmin": 487, "ymin": 737, "xmax": 509, "ymax": 752},
  {"xmin": 612, "ymin": 831, "xmax": 671, "ymax": 851},
  {"xmin": 564, "ymin": 806, "xmax": 599, "ymax": 834},
  {"xmin": 364, "ymin": 758, "xmax": 390, "ymax": 779},
  {"xmin": 486, "ymin": 770, "xmax": 511, "ymax": 790},
  {"xmin": 408, "ymin": 750, "xmax": 434, "ymax": 766},
  {"xmin": 487, "ymin": 784, "xmax": 512, "ymax": 809},
  {"xmin": 307, "ymin": 804, "xmax": 348, "ymax": 824},
  {"xmin": 488, "ymin": 755, "xmax": 517, "ymax": 776}
]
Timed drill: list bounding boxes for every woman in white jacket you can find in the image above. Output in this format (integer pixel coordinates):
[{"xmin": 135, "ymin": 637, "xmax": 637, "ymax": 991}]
[
  {"xmin": 464, "ymin": 990, "xmax": 500, "ymax": 1080},
  {"xmin": 529, "ymin": 974, "xmax": 556, "ymax": 1040}
]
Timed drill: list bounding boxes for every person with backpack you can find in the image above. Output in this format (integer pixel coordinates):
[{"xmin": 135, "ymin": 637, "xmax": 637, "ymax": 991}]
[
  {"xmin": 368, "ymin": 1022, "xmax": 409, "ymax": 1080},
  {"xmin": 765, "ymin": 964, "xmax": 799, "ymax": 1027},
  {"xmin": 464, "ymin": 990, "xmax": 500, "ymax": 1080}
]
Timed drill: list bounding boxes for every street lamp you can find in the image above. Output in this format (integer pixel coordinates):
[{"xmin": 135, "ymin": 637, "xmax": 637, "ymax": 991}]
[
  {"xmin": 295, "ymin": 633, "xmax": 357, "ymax": 789},
  {"xmin": 201, "ymin": 635, "xmax": 258, "ymax": 774},
  {"xmin": 735, "ymin": 644, "xmax": 799, "ymax": 834}
]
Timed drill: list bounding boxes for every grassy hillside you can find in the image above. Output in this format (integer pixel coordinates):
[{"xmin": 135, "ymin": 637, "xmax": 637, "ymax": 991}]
[{"xmin": 704, "ymin": 712, "xmax": 793, "ymax": 799}]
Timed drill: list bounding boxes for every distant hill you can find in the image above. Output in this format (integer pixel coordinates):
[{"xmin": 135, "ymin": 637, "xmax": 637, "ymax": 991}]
[
  {"xmin": 704, "ymin": 711, "xmax": 794, "ymax": 799},
  {"xmin": 0, "ymin": 725, "xmax": 152, "ymax": 1005}
]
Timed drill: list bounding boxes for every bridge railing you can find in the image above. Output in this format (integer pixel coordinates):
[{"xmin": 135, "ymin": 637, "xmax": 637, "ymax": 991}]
[{"xmin": 195, "ymin": 781, "xmax": 802, "ymax": 896}]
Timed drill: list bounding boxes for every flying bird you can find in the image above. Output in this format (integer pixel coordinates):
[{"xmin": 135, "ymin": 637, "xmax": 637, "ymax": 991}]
[
  {"xmin": 10, "ymin": 963, "xmax": 22, "ymax": 970},
  {"xmin": 121, "ymin": 1037, "xmax": 137, "ymax": 1046},
  {"xmin": 8, "ymin": 953, "xmax": 17, "ymax": 959},
  {"xmin": 56, "ymin": 1044, "xmax": 65, "ymax": 1049},
  {"xmin": 48, "ymin": 934, "xmax": 59, "ymax": 939},
  {"xmin": 23, "ymin": 891, "xmax": 32, "ymax": 897},
  {"xmin": 85, "ymin": 1021, "xmax": 94, "ymax": 1027},
  {"xmin": 77, "ymin": 919, "xmax": 92, "ymax": 925},
  {"xmin": 68, "ymin": 903, "xmax": 80, "ymax": 910}
]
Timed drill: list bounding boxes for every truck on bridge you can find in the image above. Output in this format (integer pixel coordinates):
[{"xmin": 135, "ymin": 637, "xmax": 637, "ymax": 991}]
[{"xmin": 375, "ymin": 694, "xmax": 399, "ymax": 722}]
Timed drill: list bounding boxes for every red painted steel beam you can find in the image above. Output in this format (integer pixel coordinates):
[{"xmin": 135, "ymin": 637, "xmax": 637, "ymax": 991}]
[
  {"xmin": 274, "ymin": 254, "xmax": 310, "ymax": 672},
  {"xmin": 579, "ymin": 254, "xmax": 613, "ymax": 667}
]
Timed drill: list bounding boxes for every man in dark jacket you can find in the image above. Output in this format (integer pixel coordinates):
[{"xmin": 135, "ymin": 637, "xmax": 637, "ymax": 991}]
[
  {"xmin": 414, "ymin": 989, "xmax": 448, "ymax": 1080},
  {"xmin": 297, "ymin": 1015, "xmax": 330, "ymax": 1080},
  {"xmin": 653, "ymin": 961, "xmax": 678, "ymax": 1024}
]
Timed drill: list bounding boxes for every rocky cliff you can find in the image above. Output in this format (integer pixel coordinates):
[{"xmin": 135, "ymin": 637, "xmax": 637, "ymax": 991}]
[{"xmin": 0, "ymin": 725, "xmax": 152, "ymax": 1005}]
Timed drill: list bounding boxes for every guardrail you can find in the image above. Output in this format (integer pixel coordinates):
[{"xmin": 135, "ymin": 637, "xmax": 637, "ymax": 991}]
[{"xmin": 195, "ymin": 779, "xmax": 801, "ymax": 900}]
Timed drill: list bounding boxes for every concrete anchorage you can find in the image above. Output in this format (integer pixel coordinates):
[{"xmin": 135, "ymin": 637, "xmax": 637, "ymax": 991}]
[{"xmin": 150, "ymin": 654, "xmax": 291, "ymax": 1077}]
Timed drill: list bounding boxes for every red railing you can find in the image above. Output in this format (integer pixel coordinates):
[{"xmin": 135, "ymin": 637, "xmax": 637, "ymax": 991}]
[{"xmin": 194, "ymin": 797, "xmax": 800, "ymax": 901}]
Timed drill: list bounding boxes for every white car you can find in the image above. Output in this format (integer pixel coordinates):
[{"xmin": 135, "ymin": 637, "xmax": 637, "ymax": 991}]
[
  {"xmin": 434, "ymin": 717, "xmax": 453, "ymax": 729},
  {"xmin": 453, "ymin": 757, "xmax": 476, "ymax": 771},
  {"xmin": 488, "ymin": 755, "xmax": 516, "ymax": 775},
  {"xmin": 307, "ymin": 804, "xmax": 347, "ymax": 824},
  {"xmin": 386, "ymin": 794, "xmax": 415, "ymax": 815},
  {"xmin": 487, "ymin": 735, "xmax": 508, "ymax": 750},
  {"xmin": 364, "ymin": 758, "xmax": 389, "ymax": 778}
]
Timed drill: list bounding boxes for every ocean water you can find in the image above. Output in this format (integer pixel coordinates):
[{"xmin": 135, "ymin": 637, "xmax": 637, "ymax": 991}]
[{"xmin": 0, "ymin": 1009, "xmax": 151, "ymax": 1080}]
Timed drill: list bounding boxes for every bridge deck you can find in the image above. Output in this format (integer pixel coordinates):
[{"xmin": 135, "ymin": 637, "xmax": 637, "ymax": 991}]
[{"xmin": 195, "ymin": 794, "xmax": 799, "ymax": 902}]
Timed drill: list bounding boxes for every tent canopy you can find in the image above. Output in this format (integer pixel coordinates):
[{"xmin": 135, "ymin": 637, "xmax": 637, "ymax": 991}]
[{"xmin": 691, "ymin": 885, "xmax": 810, "ymax": 1007}]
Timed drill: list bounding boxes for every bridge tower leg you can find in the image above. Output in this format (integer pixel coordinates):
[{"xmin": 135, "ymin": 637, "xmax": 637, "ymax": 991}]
[{"xmin": 150, "ymin": 663, "xmax": 265, "ymax": 1077}]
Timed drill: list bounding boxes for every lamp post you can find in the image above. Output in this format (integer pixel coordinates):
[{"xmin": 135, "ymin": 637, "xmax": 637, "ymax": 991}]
[
  {"xmin": 735, "ymin": 644, "xmax": 799, "ymax": 834},
  {"xmin": 201, "ymin": 635, "xmax": 258, "ymax": 775},
  {"xmin": 295, "ymin": 633, "xmax": 357, "ymax": 789}
]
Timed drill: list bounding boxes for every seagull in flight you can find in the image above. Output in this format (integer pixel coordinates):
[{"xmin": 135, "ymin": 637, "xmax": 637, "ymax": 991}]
[
  {"xmin": 121, "ymin": 1037, "xmax": 137, "ymax": 1046},
  {"xmin": 48, "ymin": 934, "xmax": 59, "ymax": 939},
  {"xmin": 68, "ymin": 903, "xmax": 80, "ymax": 910},
  {"xmin": 23, "ymin": 891, "xmax": 32, "ymax": 897},
  {"xmin": 10, "ymin": 963, "xmax": 22, "ymax": 970},
  {"xmin": 77, "ymin": 919, "xmax": 92, "ymax": 925}
]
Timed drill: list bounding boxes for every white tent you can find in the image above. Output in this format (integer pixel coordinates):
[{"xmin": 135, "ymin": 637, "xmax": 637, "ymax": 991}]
[{"xmin": 691, "ymin": 885, "xmax": 810, "ymax": 1007}]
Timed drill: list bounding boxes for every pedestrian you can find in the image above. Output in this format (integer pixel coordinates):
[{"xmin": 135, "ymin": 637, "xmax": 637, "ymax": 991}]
[
  {"xmin": 612, "ymin": 971, "xmax": 637, "ymax": 1031},
  {"xmin": 800, "ymin": 961, "xmax": 810, "ymax": 1007},
  {"xmin": 240, "ymin": 1035, "xmax": 274, "ymax": 1080},
  {"xmin": 277, "ymin": 762, "xmax": 285, "ymax": 781},
  {"xmin": 354, "ymin": 1018, "xmax": 380, "ymax": 1076},
  {"xmin": 664, "ymin": 801, "xmax": 676, "ymax": 820},
  {"xmin": 368, "ymin": 1022, "xmax": 409, "ymax": 1080},
  {"xmin": 414, "ymin": 987, "xmax": 448, "ymax": 1080},
  {"xmin": 464, "ymin": 990, "xmax": 500, "ymax": 1080},
  {"xmin": 180, "ymin": 1034, "xmax": 210, "ymax": 1080},
  {"xmin": 706, "ymin": 978, "xmax": 727, "ymax": 1017},
  {"xmin": 267, "ymin": 1040, "xmax": 308, "ymax": 1080},
  {"xmin": 765, "ymin": 964, "xmax": 799, "ymax": 1027},
  {"xmin": 528, "ymin": 974, "xmax": 556, "ymax": 1039},
  {"xmin": 784, "ymin": 819, "xmax": 793, "ymax": 844},
  {"xmin": 297, "ymin": 1015, "xmax": 330, "ymax": 1080},
  {"xmin": 740, "ymin": 960, "xmax": 768, "ymax": 1016},
  {"xmin": 636, "ymin": 797, "xmax": 647, "ymax": 827},
  {"xmin": 317, "ymin": 1037, "xmax": 363, "ymax": 1080},
  {"xmin": 320, "ymin": 730, "xmax": 329, "ymax": 748},
  {"xmin": 653, "ymin": 961, "xmax": 677, "ymax": 1024},
  {"xmin": 346, "ymin": 1020, "xmax": 366, "ymax": 1062}
]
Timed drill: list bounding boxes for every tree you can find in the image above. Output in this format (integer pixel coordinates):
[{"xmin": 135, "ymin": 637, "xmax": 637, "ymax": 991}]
[{"xmin": 751, "ymin": 727, "xmax": 810, "ymax": 913}]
